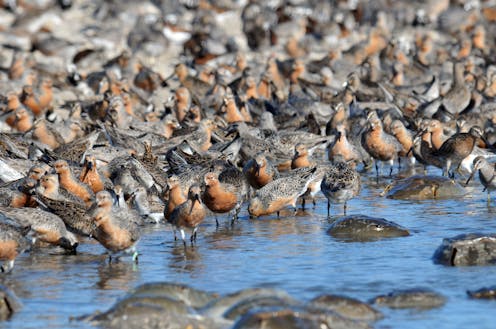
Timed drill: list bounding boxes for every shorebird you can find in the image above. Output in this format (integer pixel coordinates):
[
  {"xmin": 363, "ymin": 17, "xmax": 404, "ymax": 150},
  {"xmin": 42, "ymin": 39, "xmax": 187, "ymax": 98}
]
[
  {"xmin": 289, "ymin": 143, "xmax": 326, "ymax": 209},
  {"xmin": 202, "ymin": 172, "xmax": 240, "ymax": 225},
  {"xmin": 361, "ymin": 116, "xmax": 402, "ymax": 177},
  {"xmin": 164, "ymin": 175, "xmax": 187, "ymax": 240},
  {"xmin": 0, "ymin": 220, "xmax": 30, "ymax": 272},
  {"xmin": 53, "ymin": 160, "xmax": 95, "ymax": 206},
  {"xmin": 31, "ymin": 118, "xmax": 65, "ymax": 150},
  {"xmin": 466, "ymin": 156, "xmax": 496, "ymax": 204},
  {"xmin": 439, "ymin": 62, "xmax": 470, "ymax": 118},
  {"xmin": 291, "ymin": 143, "xmax": 314, "ymax": 169},
  {"xmin": 169, "ymin": 184, "xmax": 206, "ymax": 246},
  {"xmin": 91, "ymin": 191, "xmax": 141, "ymax": 262},
  {"xmin": 248, "ymin": 167, "xmax": 317, "ymax": 217},
  {"xmin": 79, "ymin": 154, "xmax": 113, "ymax": 194},
  {"xmin": 433, "ymin": 126, "xmax": 484, "ymax": 177},
  {"xmin": 426, "ymin": 120, "xmax": 449, "ymax": 150},
  {"xmin": 243, "ymin": 152, "xmax": 280, "ymax": 189},
  {"xmin": 389, "ymin": 120, "xmax": 415, "ymax": 167},
  {"xmin": 35, "ymin": 174, "xmax": 95, "ymax": 237},
  {"xmin": 0, "ymin": 206, "xmax": 78, "ymax": 251},
  {"xmin": 410, "ymin": 132, "xmax": 444, "ymax": 171},
  {"xmin": 321, "ymin": 162, "xmax": 361, "ymax": 216},
  {"xmin": 0, "ymin": 177, "xmax": 36, "ymax": 208},
  {"xmin": 327, "ymin": 124, "xmax": 362, "ymax": 167}
]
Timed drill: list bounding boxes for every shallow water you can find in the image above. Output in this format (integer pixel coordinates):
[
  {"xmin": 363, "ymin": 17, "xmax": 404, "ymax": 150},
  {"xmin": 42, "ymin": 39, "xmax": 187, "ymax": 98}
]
[{"xmin": 3, "ymin": 166, "xmax": 496, "ymax": 329}]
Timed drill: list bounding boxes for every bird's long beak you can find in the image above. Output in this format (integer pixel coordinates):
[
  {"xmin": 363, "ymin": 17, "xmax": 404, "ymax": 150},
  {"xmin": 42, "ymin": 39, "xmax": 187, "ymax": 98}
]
[
  {"xmin": 465, "ymin": 171, "xmax": 475, "ymax": 186},
  {"xmin": 189, "ymin": 193, "xmax": 201, "ymax": 214},
  {"xmin": 193, "ymin": 193, "xmax": 201, "ymax": 206}
]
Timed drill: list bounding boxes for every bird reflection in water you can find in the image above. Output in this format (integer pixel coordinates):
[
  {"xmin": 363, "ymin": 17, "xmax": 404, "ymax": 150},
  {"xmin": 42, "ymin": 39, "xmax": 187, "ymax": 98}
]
[
  {"xmin": 169, "ymin": 243, "xmax": 203, "ymax": 274},
  {"xmin": 95, "ymin": 259, "xmax": 138, "ymax": 291}
]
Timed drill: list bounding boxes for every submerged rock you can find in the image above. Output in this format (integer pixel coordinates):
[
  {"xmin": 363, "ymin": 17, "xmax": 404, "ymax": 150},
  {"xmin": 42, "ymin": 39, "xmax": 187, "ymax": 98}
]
[
  {"xmin": 370, "ymin": 288, "xmax": 446, "ymax": 309},
  {"xmin": 0, "ymin": 285, "xmax": 22, "ymax": 321},
  {"xmin": 433, "ymin": 233, "xmax": 496, "ymax": 266},
  {"xmin": 94, "ymin": 310, "xmax": 228, "ymax": 329},
  {"xmin": 223, "ymin": 295, "xmax": 300, "ymax": 320},
  {"xmin": 327, "ymin": 215, "xmax": 410, "ymax": 242},
  {"xmin": 467, "ymin": 286, "xmax": 496, "ymax": 299},
  {"xmin": 128, "ymin": 282, "xmax": 219, "ymax": 309},
  {"xmin": 80, "ymin": 295, "xmax": 193, "ymax": 323},
  {"xmin": 201, "ymin": 287, "xmax": 294, "ymax": 319},
  {"xmin": 385, "ymin": 175, "xmax": 465, "ymax": 200},
  {"xmin": 231, "ymin": 307, "xmax": 371, "ymax": 329},
  {"xmin": 309, "ymin": 294, "xmax": 383, "ymax": 321},
  {"xmin": 77, "ymin": 293, "xmax": 230, "ymax": 329},
  {"xmin": 77, "ymin": 282, "xmax": 228, "ymax": 328}
]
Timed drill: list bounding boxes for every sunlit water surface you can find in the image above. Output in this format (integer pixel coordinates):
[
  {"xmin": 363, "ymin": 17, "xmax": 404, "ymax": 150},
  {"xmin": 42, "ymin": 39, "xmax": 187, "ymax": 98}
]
[{"xmin": 2, "ymin": 167, "xmax": 496, "ymax": 329}]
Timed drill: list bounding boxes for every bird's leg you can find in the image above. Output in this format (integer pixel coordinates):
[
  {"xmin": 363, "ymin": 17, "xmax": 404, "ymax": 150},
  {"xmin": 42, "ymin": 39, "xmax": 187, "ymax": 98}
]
[
  {"xmin": 301, "ymin": 197, "xmax": 306, "ymax": 210},
  {"xmin": 445, "ymin": 160, "xmax": 452, "ymax": 177},
  {"xmin": 180, "ymin": 229, "xmax": 187, "ymax": 247},
  {"xmin": 375, "ymin": 161, "xmax": 379, "ymax": 178},
  {"xmin": 327, "ymin": 200, "xmax": 330, "ymax": 218},
  {"xmin": 344, "ymin": 202, "xmax": 347, "ymax": 216},
  {"xmin": 215, "ymin": 216, "xmax": 219, "ymax": 227},
  {"xmin": 231, "ymin": 207, "xmax": 240, "ymax": 225},
  {"xmin": 276, "ymin": 211, "xmax": 280, "ymax": 219},
  {"xmin": 398, "ymin": 157, "xmax": 402, "ymax": 170},
  {"xmin": 312, "ymin": 197, "xmax": 316, "ymax": 208},
  {"xmin": 1, "ymin": 260, "xmax": 14, "ymax": 273},
  {"xmin": 192, "ymin": 227, "xmax": 198, "ymax": 242}
]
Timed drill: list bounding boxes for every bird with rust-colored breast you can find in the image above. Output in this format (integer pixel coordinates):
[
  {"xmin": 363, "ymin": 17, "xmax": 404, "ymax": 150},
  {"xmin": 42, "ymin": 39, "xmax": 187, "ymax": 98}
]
[
  {"xmin": 169, "ymin": 184, "xmax": 206, "ymax": 247},
  {"xmin": 91, "ymin": 191, "xmax": 141, "ymax": 262},
  {"xmin": 53, "ymin": 160, "xmax": 95, "ymax": 207},
  {"xmin": 243, "ymin": 152, "xmax": 280, "ymax": 189},
  {"xmin": 0, "ymin": 219, "xmax": 31, "ymax": 273},
  {"xmin": 202, "ymin": 171, "xmax": 240, "ymax": 225}
]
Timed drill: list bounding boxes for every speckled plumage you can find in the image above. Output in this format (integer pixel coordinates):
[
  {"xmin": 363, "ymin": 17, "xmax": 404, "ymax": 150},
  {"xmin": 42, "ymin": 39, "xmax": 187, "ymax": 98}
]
[
  {"xmin": 248, "ymin": 166, "xmax": 317, "ymax": 217},
  {"xmin": 320, "ymin": 162, "xmax": 361, "ymax": 216}
]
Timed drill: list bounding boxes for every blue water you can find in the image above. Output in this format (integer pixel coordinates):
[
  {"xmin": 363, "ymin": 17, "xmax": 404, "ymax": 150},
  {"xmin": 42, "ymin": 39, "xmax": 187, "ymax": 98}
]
[{"xmin": 2, "ymin": 166, "xmax": 496, "ymax": 328}]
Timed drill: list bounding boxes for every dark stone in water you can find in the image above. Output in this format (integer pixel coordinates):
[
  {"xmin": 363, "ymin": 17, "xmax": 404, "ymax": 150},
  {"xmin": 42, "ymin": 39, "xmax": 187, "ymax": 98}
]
[
  {"xmin": 386, "ymin": 175, "xmax": 464, "ymax": 200},
  {"xmin": 231, "ymin": 306, "xmax": 371, "ymax": 329},
  {"xmin": 76, "ymin": 293, "xmax": 231, "ymax": 329},
  {"xmin": 0, "ymin": 285, "xmax": 22, "ymax": 321},
  {"xmin": 370, "ymin": 288, "xmax": 446, "ymax": 309},
  {"xmin": 83, "ymin": 295, "xmax": 194, "ymax": 322},
  {"xmin": 467, "ymin": 286, "xmax": 496, "ymax": 299},
  {"xmin": 93, "ymin": 309, "xmax": 228, "ymax": 329},
  {"xmin": 309, "ymin": 294, "xmax": 383, "ymax": 321},
  {"xmin": 128, "ymin": 282, "xmax": 219, "ymax": 309},
  {"xmin": 201, "ymin": 287, "xmax": 293, "ymax": 319},
  {"xmin": 432, "ymin": 233, "xmax": 496, "ymax": 266},
  {"xmin": 224, "ymin": 295, "xmax": 300, "ymax": 320},
  {"xmin": 327, "ymin": 215, "xmax": 410, "ymax": 242}
]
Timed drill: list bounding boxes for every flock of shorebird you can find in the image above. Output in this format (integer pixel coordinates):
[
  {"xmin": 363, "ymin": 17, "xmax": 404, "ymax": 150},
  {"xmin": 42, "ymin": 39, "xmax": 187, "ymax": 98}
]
[{"xmin": 1, "ymin": 0, "xmax": 496, "ymax": 273}]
